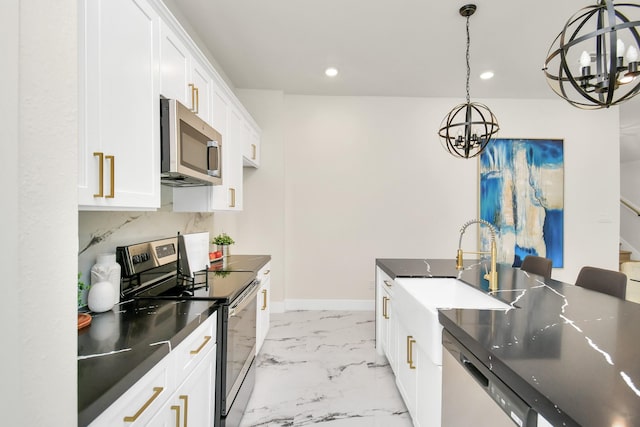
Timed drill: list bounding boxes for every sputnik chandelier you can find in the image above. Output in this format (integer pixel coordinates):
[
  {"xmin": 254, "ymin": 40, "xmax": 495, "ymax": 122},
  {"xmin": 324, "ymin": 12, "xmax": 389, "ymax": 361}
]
[
  {"xmin": 543, "ymin": 0, "xmax": 640, "ymax": 109},
  {"xmin": 438, "ymin": 4, "xmax": 499, "ymax": 159}
]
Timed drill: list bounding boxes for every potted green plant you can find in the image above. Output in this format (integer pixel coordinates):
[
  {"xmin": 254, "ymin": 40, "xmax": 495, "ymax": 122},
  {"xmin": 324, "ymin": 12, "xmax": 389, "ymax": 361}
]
[
  {"xmin": 212, "ymin": 233, "xmax": 235, "ymax": 257},
  {"xmin": 77, "ymin": 272, "xmax": 88, "ymax": 308}
]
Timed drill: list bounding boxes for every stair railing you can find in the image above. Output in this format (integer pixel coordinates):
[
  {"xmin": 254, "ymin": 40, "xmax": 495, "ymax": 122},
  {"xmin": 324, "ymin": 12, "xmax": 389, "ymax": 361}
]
[{"xmin": 621, "ymin": 198, "xmax": 640, "ymax": 216}]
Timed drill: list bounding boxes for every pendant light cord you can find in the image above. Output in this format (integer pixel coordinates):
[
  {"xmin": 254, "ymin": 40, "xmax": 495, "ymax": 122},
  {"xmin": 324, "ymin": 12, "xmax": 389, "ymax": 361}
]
[{"xmin": 466, "ymin": 15, "xmax": 471, "ymax": 104}]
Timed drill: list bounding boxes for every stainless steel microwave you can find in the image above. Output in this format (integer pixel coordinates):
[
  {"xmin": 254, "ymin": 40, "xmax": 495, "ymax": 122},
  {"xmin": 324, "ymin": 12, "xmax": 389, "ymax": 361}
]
[{"xmin": 160, "ymin": 98, "xmax": 222, "ymax": 187}]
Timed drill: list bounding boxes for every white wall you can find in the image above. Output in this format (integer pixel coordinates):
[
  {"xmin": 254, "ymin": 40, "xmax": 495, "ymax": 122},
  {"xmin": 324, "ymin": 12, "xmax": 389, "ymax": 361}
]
[
  {"xmin": 4, "ymin": 0, "xmax": 78, "ymax": 425},
  {"xmin": 621, "ymin": 159, "xmax": 640, "ymax": 258},
  {"xmin": 237, "ymin": 93, "xmax": 620, "ymax": 303}
]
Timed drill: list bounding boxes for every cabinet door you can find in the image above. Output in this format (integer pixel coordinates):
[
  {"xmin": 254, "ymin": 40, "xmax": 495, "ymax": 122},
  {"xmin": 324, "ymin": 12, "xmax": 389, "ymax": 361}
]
[
  {"xmin": 396, "ymin": 320, "xmax": 418, "ymax": 421},
  {"xmin": 89, "ymin": 353, "xmax": 174, "ymax": 426},
  {"xmin": 159, "ymin": 20, "xmax": 190, "ymax": 104},
  {"xmin": 149, "ymin": 346, "xmax": 216, "ymax": 427},
  {"xmin": 256, "ymin": 263, "xmax": 272, "ymax": 354},
  {"xmin": 79, "ymin": 0, "xmax": 160, "ymax": 210},
  {"xmin": 415, "ymin": 344, "xmax": 441, "ymax": 427},
  {"xmin": 190, "ymin": 59, "xmax": 212, "ymax": 124},
  {"xmin": 242, "ymin": 127, "xmax": 260, "ymax": 168},
  {"xmin": 380, "ymin": 286, "xmax": 398, "ymax": 375},
  {"xmin": 211, "ymin": 108, "xmax": 243, "ymax": 211}
]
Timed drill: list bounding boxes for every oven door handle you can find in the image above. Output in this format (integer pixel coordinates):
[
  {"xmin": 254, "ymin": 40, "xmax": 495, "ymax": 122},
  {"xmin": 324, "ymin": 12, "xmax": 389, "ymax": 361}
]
[{"xmin": 228, "ymin": 282, "xmax": 260, "ymax": 317}]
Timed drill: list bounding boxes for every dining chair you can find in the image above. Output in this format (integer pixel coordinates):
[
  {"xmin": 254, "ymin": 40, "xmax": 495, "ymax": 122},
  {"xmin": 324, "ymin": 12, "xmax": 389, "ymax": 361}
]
[
  {"xmin": 520, "ymin": 255, "xmax": 553, "ymax": 279},
  {"xmin": 575, "ymin": 266, "xmax": 627, "ymax": 299}
]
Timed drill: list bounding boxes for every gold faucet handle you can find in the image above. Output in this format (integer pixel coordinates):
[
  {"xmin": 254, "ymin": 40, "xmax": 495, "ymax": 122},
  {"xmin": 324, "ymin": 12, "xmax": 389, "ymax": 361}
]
[{"xmin": 456, "ymin": 249, "xmax": 464, "ymax": 270}]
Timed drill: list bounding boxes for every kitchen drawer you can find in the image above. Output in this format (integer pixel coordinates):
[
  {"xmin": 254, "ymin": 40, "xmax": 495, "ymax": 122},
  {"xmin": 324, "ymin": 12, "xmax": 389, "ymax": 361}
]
[
  {"xmin": 257, "ymin": 262, "xmax": 271, "ymax": 284},
  {"xmin": 173, "ymin": 314, "xmax": 217, "ymax": 386},
  {"xmin": 89, "ymin": 352, "xmax": 175, "ymax": 426}
]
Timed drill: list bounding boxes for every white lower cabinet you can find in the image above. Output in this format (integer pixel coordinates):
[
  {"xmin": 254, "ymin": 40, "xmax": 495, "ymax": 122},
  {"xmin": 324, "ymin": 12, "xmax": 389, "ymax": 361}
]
[
  {"xmin": 89, "ymin": 314, "xmax": 217, "ymax": 426},
  {"xmin": 396, "ymin": 319, "xmax": 418, "ymax": 418},
  {"xmin": 256, "ymin": 262, "xmax": 272, "ymax": 354},
  {"xmin": 377, "ymin": 268, "xmax": 398, "ymax": 375},
  {"xmin": 148, "ymin": 347, "xmax": 215, "ymax": 426},
  {"xmin": 89, "ymin": 352, "xmax": 175, "ymax": 426},
  {"xmin": 395, "ymin": 312, "xmax": 439, "ymax": 427}
]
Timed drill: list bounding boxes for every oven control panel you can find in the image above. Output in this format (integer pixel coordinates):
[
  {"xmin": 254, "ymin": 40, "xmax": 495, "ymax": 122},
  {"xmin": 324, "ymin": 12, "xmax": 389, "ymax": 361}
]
[{"xmin": 117, "ymin": 237, "xmax": 178, "ymax": 277}]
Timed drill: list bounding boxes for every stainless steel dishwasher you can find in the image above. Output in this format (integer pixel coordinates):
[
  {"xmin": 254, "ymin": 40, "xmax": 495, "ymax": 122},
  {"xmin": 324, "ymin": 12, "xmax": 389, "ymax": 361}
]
[{"xmin": 442, "ymin": 330, "xmax": 537, "ymax": 427}]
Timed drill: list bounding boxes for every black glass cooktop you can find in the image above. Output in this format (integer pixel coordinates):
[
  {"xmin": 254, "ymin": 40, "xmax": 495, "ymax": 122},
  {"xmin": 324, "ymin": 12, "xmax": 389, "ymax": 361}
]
[{"xmin": 134, "ymin": 271, "xmax": 256, "ymax": 304}]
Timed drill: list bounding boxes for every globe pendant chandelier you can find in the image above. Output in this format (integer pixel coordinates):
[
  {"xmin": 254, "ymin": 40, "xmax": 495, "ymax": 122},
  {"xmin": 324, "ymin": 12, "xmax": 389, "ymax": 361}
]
[
  {"xmin": 543, "ymin": 1, "xmax": 640, "ymax": 109},
  {"xmin": 438, "ymin": 4, "xmax": 499, "ymax": 159}
]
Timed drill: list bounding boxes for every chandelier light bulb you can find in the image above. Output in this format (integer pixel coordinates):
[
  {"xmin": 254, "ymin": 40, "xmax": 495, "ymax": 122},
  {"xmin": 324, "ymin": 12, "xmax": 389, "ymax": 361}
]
[
  {"xmin": 543, "ymin": 1, "xmax": 640, "ymax": 109},
  {"xmin": 617, "ymin": 39, "xmax": 626, "ymax": 58},
  {"xmin": 580, "ymin": 50, "xmax": 592, "ymax": 67},
  {"xmin": 627, "ymin": 45, "xmax": 639, "ymax": 62}
]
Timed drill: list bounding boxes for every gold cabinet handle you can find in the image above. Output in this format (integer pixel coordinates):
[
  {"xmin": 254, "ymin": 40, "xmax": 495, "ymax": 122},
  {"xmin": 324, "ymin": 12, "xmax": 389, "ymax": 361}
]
[
  {"xmin": 229, "ymin": 187, "xmax": 236, "ymax": 208},
  {"xmin": 264, "ymin": 269, "xmax": 271, "ymax": 275},
  {"xmin": 194, "ymin": 87, "xmax": 199, "ymax": 114},
  {"xmin": 123, "ymin": 386, "xmax": 164, "ymax": 422},
  {"xmin": 251, "ymin": 143, "xmax": 256, "ymax": 160},
  {"xmin": 261, "ymin": 289, "xmax": 267, "ymax": 310},
  {"xmin": 105, "ymin": 155, "xmax": 115, "ymax": 198},
  {"xmin": 382, "ymin": 296, "xmax": 389, "ymax": 319},
  {"xmin": 384, "ymin": 280, "xmax": 393, "ymax": 288},
  {"xmin": 189, "ymin": 83, "xmax": 196, "ymax": 112},
  {"xmin": 189, "ymin": 335, "xmax": 212, "ymax": 355},
  {"xmin": 171, "ymin": 405, "xmax": 180, "ymax": 427},
  {"xmin": 93, "ymin": 152, "xmax": 104, "ymax": 197},
  {"xmin": 408, "ymin": 336, "xmax": 416, "ymax": 370},
  {"xmin": 179, "ymin": 395, "xmax": 189, "ymax": 427}
]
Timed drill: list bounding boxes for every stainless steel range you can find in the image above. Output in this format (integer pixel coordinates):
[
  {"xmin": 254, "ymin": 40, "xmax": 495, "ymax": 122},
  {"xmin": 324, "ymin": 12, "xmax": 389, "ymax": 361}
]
[{"xmin": 116, "ymin": 236, "xmax": 259, "ymax": 427}]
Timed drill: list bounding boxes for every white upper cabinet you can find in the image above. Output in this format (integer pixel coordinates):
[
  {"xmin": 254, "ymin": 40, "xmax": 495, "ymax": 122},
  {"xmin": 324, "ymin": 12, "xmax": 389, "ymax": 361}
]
[
  {"xmin": 159, "ymin": 21, "xmax": 190, "ymax": 105},
  {"xmin": 243, "ymin": 127, "xmax": 261, "ymax": 168},
  {"xmin": 159, "ymin": 22, "xmax": 213, "ymax": 125},
  {"xmin": 78, "ymin": 0, "xmax": 161, "ymax": 210},
  {"xmin": 79, "ymin": 0, "xmax": 260, "ymax": 211}
]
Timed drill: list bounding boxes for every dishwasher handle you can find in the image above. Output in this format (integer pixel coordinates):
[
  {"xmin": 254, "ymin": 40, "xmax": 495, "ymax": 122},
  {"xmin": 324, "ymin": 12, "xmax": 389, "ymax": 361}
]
[{"xmin": 461, "ymin": 355, "xmax": 489, "ymax": 388}]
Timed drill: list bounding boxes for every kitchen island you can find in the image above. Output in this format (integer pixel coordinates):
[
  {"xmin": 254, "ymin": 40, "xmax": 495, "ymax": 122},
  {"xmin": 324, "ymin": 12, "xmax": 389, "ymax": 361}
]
[{"xmin": 376, "ymin": 258, "xmax": 640, "ymax": 427}]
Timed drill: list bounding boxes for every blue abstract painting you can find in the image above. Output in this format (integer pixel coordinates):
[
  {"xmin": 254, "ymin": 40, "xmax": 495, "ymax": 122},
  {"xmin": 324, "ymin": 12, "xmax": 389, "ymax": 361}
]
[{"xmin": 479, "ymin": 138, "xmax": 564, "ymax": 268}]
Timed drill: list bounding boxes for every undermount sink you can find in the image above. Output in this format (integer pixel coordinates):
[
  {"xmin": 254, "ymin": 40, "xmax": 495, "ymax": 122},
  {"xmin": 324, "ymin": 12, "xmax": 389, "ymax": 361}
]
[{"xmin": 394, "ymin": 277, "xmax": 510, "ymax": 365}]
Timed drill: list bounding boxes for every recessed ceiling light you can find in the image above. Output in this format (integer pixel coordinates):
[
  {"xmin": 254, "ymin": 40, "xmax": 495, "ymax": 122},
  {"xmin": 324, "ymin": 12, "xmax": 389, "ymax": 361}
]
[
  {"xmin": 480, "ymin": 71, "xmax": 494, "ymax": 80},
  {"xmin": 325, "ymin": 67, "xmax": 338, "ymax": 77}
]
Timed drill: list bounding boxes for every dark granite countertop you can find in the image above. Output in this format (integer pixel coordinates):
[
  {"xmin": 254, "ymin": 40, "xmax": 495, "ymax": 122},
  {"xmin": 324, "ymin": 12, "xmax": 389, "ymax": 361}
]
[
  {"xmin": 78, "ymin": 254, "xmax": 270, "ymax": 426},
  {"xmin": 377, "ymin": 258, "xmax": 640, "ymax": 427}
]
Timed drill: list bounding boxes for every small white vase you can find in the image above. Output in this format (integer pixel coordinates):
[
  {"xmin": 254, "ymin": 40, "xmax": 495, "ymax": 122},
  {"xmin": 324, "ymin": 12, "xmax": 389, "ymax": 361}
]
[{"xmin": 88, "ymin": 281, "xmax": 115, "ymax": 313}]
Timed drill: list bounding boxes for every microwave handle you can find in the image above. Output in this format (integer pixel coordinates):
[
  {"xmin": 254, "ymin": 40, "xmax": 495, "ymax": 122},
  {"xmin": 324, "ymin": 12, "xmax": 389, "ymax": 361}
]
[{"xmin": 207, "ymin": 140, "xmax": 221, "ymax": 177}]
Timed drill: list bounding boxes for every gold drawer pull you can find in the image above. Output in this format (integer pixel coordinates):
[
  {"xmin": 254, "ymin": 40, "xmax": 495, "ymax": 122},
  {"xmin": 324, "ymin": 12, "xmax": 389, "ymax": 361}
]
[
  {"xmin": 408, "ymin": 336, "xmax": 416, "ymax": 369},
  {"xmin": 105, "ymin": 155, "xmax": 115, "ymax": 198},
  {"xmin": 229, "ymin": 187, "xmax": 236, "ymax": 208},
  {"xmin": 171, "ymin": 405, "xmax": 180, "ymax": 427},
  {"xmin": 263, "ymin": 269, "xmax": 271, "ymax": 275},
  {"xmin": 123, "ymin": 386, "xmax": 163, "ymax": 422},
  {"xmin": 190, "ymin": 335, "xmax": 212, "ymax": 355},
  {"xmin": 193, "ymin": 87, "xmax": 199, "ymax": 114},
  {"xmin": 261, "ymin": 289, "xmax": 268, "ymax": 310},
  {"xmin": 179, "ymin": 395, "xmax": 189, "ymax": 426},
  {"xmin": 384, "ymin": 280, "xmax": 393, "ymax": 288},
  {"xmin": 251, "ymin": 143, "xmax": 256, "ymax": 160},
  {"xmin": 93, "ymin": 152, "xmax": 104, "ymax": 197},
  {"xmin": 189, "ymin": 83, "xmax": 196, "ymax": 111},
  {"xmin": 382, "ymin": 296, "xmax": 389, "ymax": 319}
]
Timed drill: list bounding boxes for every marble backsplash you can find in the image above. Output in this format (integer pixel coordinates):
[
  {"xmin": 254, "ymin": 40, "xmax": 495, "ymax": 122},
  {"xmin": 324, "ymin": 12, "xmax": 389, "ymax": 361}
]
[{"xmin": 78, "ymin": 187, "xmax": 215, "ymax": 306}]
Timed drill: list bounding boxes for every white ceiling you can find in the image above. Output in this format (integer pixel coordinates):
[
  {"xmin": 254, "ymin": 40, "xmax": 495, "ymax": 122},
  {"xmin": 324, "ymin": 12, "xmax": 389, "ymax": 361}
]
[{"xmin": 168, "ymin": 0, "xmax": 640, "ymax": 162}]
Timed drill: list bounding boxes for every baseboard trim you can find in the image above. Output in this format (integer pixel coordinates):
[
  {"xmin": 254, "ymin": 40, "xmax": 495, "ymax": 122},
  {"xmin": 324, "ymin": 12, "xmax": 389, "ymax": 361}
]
[{"xmin": 269, "ymin": 299, "xmax": 375, "ymax": 313}]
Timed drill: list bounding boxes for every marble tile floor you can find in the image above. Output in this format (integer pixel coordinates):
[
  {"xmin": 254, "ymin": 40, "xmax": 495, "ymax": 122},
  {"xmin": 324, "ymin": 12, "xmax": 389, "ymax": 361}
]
[{"xmin": 239, "ymin": 310, "xmax": 413, "ymax": 427}]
